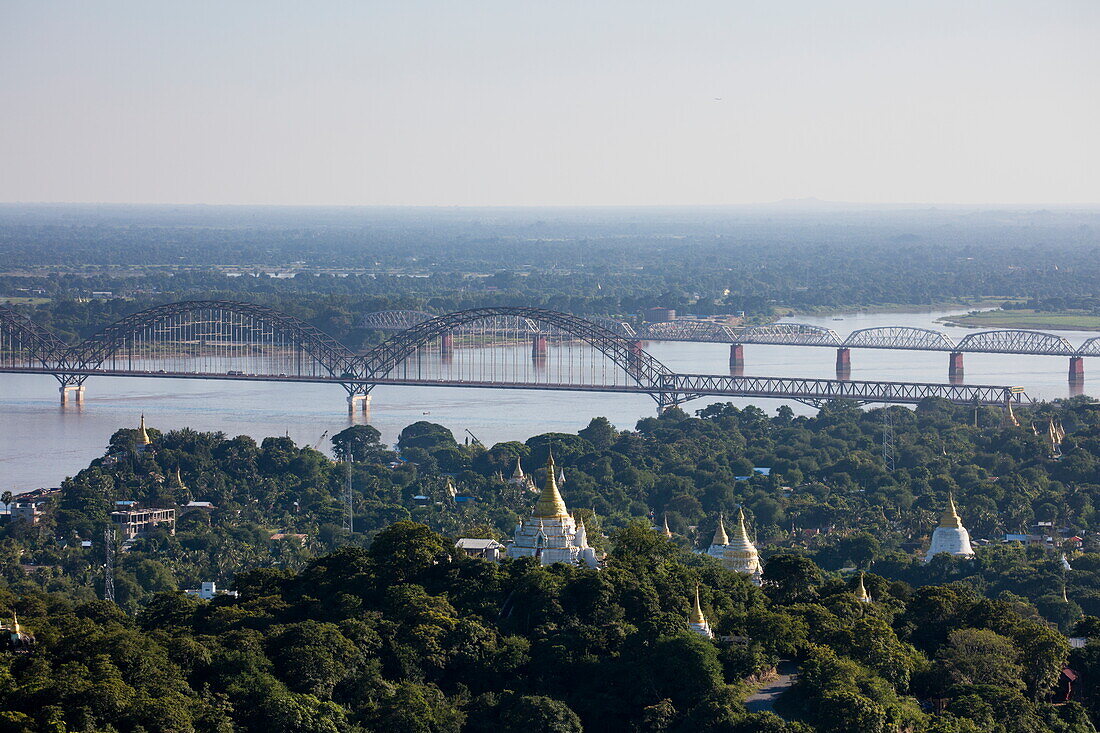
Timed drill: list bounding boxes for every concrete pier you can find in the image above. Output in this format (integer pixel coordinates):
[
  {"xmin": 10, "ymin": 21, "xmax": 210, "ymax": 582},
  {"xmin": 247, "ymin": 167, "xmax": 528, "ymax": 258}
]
[{"xmin": 59, "ymin": 384, "xmax": 85, "ymax": 404}]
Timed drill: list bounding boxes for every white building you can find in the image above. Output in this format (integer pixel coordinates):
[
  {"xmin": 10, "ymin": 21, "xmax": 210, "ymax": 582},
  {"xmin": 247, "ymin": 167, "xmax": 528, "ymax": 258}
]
[
  {"xmin": 184, "ymin": 581, "xmax": 238, "ymax": 600},
  {"xmin": 924, "ymin": 495, "xmax": 975, "ymax": 563},
  {"xmin": 507, "ymin": 457, "xmax": 536, "ymax": 492},
  {"xmin": 456, "ymin": 538, "xmax": 504, "ymax": 561},
  {"xmin": 506, "ymin": 454, "xmax": 598, "ymax": 568}
]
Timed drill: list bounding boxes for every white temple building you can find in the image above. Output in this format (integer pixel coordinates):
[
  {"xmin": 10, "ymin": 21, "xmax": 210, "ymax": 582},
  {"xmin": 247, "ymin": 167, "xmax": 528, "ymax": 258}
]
[
  {"xmin": 688, "ymin": 585, "xmax": 714, "ymax": 639},
  {"xmin": 724, "ymin": 508, "xmax": 762, "ymax": 583},
  {"xmin": 506, "ymin": 454, "xmax": 598, "ymax": 568},
  {"xmin": 924, "ymin": 495, "xmax": 975, "ymax": 563},
  {"xmin": 508, "ymin": 457, "xmax": 536, "ymax": 492}
]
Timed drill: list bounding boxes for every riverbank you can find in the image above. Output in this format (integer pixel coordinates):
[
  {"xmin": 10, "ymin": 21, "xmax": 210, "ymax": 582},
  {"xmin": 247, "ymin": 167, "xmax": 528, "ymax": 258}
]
[
  {"xmin": 776, "ymin": 297, "xmax": 1015, "ymax": 318},
  {"xmin": 938, "ymin": 309, "xmax": 1100, "ymax": 332}
]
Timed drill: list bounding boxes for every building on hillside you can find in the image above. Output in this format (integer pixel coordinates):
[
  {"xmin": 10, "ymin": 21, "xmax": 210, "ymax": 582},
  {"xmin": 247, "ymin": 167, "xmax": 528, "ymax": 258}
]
[
  {"xmin": 505, "ymin": 454, "xmax": 598, "ymax": 568},
  {"xmin": 9, "ymin": 500, "xmax": 43, "ymax": 525},
  {"xmin": 456, "ymin": 538, "xmax": 505, "ymax": 561},
  {"xmin": 184, "ymin": 581, "xmax": 239, "ymax": 600},
  {"xmin": 688, "ymin": 585, "xmax": 714, "ymax": 639},
  {"xmin": 111, "ymin": 507, "xmax": 176, "ymax": 539},
  {"xmin": 707, "ymin": 514, "xmax": 729, "ymax": 559},
  {"xmin": 724, "ymin": 508, "xmax": 762, "ymax": 585},
  {"xmin": 924, "ymin": 495, "xmax": 975, "ymax": 562}
]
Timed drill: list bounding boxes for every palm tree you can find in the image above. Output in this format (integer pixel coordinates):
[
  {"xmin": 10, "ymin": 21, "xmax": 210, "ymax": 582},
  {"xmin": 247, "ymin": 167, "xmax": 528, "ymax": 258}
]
[{"xmin": 1, "ymin": 491, "xmax": 12, "ymax": 507}]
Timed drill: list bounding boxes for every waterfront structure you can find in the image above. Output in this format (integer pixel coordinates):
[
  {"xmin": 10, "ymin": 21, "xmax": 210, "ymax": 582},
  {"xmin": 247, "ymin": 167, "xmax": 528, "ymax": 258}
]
[
  {"xmin": 724, "ymin": 508, "xmax": 762, "ymax": 578},
  {"xmin": 707, "ymin": 514, "xmax": 729, "ymax": 559},
  {"xmin": 688, "ymin": 585, "xmax": 714, "ymax": 639},
  {"xmin": 110, "ymin": 506, "xmax": 176, "ymax": 539},
  {"xmin": 506, "ymin": 454, "xmax": 598, "ymax": 568},
  {"xmin": 854, "ymin": 573, "xmax": 872, "ymax": 603},
  {"xmin": 924, "ymin": 496, "xmax": 975, "ymax": 562}
]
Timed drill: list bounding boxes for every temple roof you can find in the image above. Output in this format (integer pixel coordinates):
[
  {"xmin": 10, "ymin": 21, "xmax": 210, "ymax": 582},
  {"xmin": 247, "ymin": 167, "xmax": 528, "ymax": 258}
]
[
  {"xmin": 712, "ymin": 514, "xmax": 729, "ymax": 546},
  {"xmin": 939, "ymin": 495, "xmax": 963, "ymax": 529},
  {"xmin": 531, "ymin": 454, "xmax": 569, "ymax": 519}
]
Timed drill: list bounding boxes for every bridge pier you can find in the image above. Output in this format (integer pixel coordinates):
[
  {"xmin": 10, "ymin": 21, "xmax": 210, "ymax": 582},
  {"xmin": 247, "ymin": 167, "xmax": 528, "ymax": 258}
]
[
  {"xmin": 949, "ymin": 352, "xmax": 964, "ymax": 383},
  {"xmin": 729, "ymin": 344, "xmax": 744, "ymax": 369},
  {"xmin": 440, "ymin": 332, "xmax": 454, "ymax": 356},
  {"xmin": 531, "ymin": 335, "xmax": 548, "ymax": 358},
  {"xmin": 59, "ymin": 384, "xmax": 85, "ymax": 404},
  {"xmin": 347, "ymin": 393, "xmax": 372, "ymax": 412},
  {"xmin": 1070, "ymin": 356, "xmax": 1084, "ymax": 381},
  {"xmin": 835, "ymin": 348, "xmax": 851, "ymax": 380}
]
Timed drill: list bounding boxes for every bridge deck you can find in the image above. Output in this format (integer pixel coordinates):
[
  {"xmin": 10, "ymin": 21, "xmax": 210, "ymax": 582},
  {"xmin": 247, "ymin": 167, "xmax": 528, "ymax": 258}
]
[{"xmin": 0, "ymin": 366, "xmax": 1024, "ymax": 406}]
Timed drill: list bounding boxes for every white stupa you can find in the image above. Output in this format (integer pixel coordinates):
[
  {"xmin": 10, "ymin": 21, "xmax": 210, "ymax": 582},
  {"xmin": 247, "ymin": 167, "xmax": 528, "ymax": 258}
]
[
  {"xmin": 924, "ymin": 495, "xmax": 975, "ymax": 563},
  {"xmin": 724, "ymin": 508, "xmax": 762, "ymax": 577},
  {"xmin": 707, "ymin": 514, "xmax": 730, "ymax": 559}
]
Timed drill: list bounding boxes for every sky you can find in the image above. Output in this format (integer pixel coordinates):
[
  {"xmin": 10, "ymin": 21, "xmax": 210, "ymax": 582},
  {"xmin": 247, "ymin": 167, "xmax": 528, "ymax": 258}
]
[{"xmin": 1, "ymin": 1, "xmax": 1098, "ymax": 207}]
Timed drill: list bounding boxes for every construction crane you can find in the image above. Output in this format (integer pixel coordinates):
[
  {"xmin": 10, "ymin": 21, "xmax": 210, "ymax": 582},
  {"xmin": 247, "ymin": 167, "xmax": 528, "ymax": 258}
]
[
  {"xmin": 464, "ymin": 428, "xmax": 485, "ymax": 448},
  {"xmin": 311, "ymin": 430, "xmax": 329, "ymax": 451}
]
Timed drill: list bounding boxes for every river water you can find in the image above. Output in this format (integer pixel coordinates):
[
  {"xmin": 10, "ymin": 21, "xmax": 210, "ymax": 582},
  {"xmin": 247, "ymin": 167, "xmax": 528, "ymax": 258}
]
[{"xmin": 1, "ymin": 309, "xmax": 1095, "ymax": 492}]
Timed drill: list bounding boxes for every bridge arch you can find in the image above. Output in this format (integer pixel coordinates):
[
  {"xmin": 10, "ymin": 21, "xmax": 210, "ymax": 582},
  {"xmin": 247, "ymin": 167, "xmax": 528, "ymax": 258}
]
[
  {"xmin": 363, "ymin": 307, "xmax": 672, "ymax": 389},
  {"xmin": 362, "ymin": 310, "xmax": 435, "ymax": 331},
  {"xmin": 843, "ymin": 326, "xmax": 955, "ymax": 350},
  {"xmin": 955, "ymin": 329, "xmax": 1075, "ymax": 355},
  {"xmin": 736, "ymin": 322, "xmax": 841, "ymax": 346},
  {"xmin": 0, "ymin": 304, "xmax": 69, "ymax": 369},
  {"xmin": 73, "ymin": 300, "xmax": 363, "ymax": 378},
  {"xmin": 1078, "ymin": 337, "xmax": 1100, "ymax": 357}
]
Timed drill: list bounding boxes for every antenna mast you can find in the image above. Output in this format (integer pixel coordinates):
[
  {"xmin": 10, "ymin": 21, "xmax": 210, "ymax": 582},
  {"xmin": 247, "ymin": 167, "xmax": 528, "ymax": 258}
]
[
  {"xmin": 103, "ymin": 526, "xmax": 116, "ymax": 603},
  {"xmin": 342, "ymin": 455, "xmax": 354, "ymax": 535}
]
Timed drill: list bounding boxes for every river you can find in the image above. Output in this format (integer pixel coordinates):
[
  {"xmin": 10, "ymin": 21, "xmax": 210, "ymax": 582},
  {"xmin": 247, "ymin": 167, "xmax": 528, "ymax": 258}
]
[{"xmin": 1, "ymin": 309, "xmax": 1095, "ymax": 492}]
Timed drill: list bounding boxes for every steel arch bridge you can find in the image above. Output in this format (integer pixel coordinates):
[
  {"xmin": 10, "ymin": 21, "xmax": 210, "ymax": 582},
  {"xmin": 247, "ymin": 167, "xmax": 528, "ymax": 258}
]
[{"xmin": 0, "ymin": 301, "xmax": 1027, "ymax": 409}]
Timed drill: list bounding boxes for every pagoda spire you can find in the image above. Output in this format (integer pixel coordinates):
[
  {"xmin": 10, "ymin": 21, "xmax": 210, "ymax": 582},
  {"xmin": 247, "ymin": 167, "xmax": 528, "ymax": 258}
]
[
  {"xmin": 939, "ymin": 494, "xmax": 962, "ymax": 529},
  {"xmin": 687, "ymin": 584, "xmax": 714, "ymax": 638},
  {"xmin": 854, "ymin": 573, "xmax": 871, "ymax": 603},
  {"xmin": 712, "ymin": 514, "xmax": 729, "ymax": 546},
  {"xmin": 531, "ymin": 453, "xmax": 569, "ymax": 518},
  {"xmin": 662, "ymin": 513, "xmax": 673, "ymax": 538},
  {"xmin": 137, "ymin": 414, "xmax": 152, "ymax": 446}
]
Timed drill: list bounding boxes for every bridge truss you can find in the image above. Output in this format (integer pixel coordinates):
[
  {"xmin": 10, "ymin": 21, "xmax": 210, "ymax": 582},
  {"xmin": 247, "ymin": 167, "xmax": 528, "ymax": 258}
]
[{"xmin": 0, "ymin": 301, "xmax": 1028, "ymax": 409}]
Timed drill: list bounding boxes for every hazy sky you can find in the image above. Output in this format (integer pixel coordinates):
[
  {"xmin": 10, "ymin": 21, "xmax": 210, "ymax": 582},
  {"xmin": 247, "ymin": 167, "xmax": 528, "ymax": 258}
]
[{"xmin": 2, "ymin": 1, "xmax": 1097, "ymax": 206}]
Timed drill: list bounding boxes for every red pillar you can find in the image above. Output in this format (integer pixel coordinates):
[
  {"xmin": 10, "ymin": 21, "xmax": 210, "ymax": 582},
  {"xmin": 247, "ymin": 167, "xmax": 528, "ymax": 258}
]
[
  {"xmin": 949, "ymin": 351, "xmax": 964, "ymax": 377},
  {"xmin": 835, "ymin": 348, "xmax": 851, "ymax": 369},
  {"xmin": 1070, "ymin": 356, "xmax": 1084, "ymax": 380},
  {"xmin": 729, "ymin": 343, "xmax": 744, "ymax": 369},
  {"xmin": 531, "ymin": 335, "xmax": 548, "ymax": 358},
  {"xmin": 440, "ymin": 332, "xmax": 454, "ymax": 355}
]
